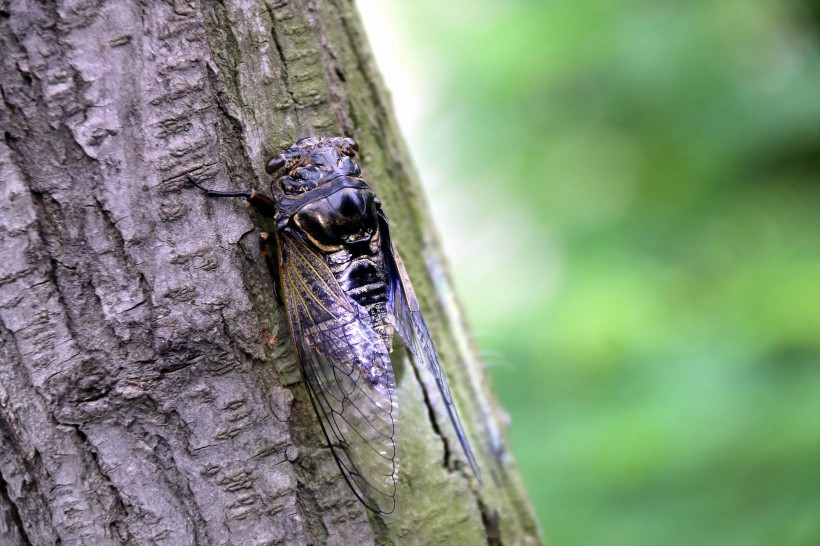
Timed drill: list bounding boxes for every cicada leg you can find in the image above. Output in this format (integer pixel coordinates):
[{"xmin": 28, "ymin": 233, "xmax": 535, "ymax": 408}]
[
  {"xmin": 189, "ymin": 176, "xmax": 283, "ymax": 304},
  {"xmin": 259, "ymin": 231, "xmax": 283, "ymax": 305},
  {"xmin": 188, "ymin": 176, "xmax": 277, "ymax": 218}
]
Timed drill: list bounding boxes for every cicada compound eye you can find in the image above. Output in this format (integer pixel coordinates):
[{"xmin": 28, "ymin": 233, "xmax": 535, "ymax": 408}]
[{"xmin": 265, "ymin": 154, "xmax": 287, "ymax": 175}]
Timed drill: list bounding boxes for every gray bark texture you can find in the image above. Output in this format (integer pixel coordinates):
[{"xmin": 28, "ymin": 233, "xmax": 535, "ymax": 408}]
[{"xmin": 0, "ymin": 0, "xmax": 544, "ymax": 544}]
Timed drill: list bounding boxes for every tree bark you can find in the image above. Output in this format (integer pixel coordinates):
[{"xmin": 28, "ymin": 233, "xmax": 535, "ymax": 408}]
[{"xmin": 0, "ymin": 0, "xmax": 543, "ymax": 544}]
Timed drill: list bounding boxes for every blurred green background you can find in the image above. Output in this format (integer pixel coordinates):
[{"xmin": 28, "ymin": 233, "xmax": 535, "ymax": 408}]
[{"xmin": 358, "ymin": 1, "xmax": 820, "ymax": 544}]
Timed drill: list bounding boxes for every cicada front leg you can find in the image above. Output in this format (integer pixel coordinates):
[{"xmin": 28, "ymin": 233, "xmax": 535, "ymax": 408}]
[
  {"xmin": 187, "ymin": 176, "xmax": 277, "ymax": 218},
  {"xmin": 189, "ymin": 176, "xmax": 283, "ymax": 304}
]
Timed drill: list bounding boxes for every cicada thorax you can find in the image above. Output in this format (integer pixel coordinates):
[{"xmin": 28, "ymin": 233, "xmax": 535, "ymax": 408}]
[{"xmin": 274, "ymin": 137, "xmax": 393, "ymax": 351}]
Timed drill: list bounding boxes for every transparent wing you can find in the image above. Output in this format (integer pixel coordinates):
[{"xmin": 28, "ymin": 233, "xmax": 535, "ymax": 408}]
[
  {"xmin": 280, "ymin": 230, "xmax": 398, "ymax": 513},
  {"xmin": 377, "ymin": 213, "xmax": 481, "ymax": 482}
]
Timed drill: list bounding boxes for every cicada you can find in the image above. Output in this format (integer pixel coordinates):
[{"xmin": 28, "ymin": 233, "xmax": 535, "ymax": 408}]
[{"xmin": 192, "ymin": 137, "xmax": 479, "ymax": 513}]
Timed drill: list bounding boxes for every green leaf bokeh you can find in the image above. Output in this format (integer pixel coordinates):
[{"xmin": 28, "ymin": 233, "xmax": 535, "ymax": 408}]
[{"xmin": 360, "ymin": 2, "xmax": 820, "ymax": 544}]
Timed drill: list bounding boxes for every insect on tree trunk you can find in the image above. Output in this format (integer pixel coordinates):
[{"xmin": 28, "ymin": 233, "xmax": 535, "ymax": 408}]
[{"xmin": 0, "ymin": 0, "xmax": 544, "ymax": 544}]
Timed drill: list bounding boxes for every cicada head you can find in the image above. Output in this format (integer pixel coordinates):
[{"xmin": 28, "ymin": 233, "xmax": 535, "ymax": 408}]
[
  {"xmin": 266, "ymin": 137, "xmax": 362, "ymax": 197},
  {"xmin": 268, "ymin": 137, "xmax": 379, "ymax": 252}
]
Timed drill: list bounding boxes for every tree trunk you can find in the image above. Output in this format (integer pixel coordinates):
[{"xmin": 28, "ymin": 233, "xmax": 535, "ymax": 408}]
[{"xmin": 0, "ymin": 0, "xmax": 543, "ymax": 544}]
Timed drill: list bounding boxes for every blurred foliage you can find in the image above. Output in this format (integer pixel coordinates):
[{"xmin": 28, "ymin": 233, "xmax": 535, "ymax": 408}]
[{"xmin": 359, "ymin": 1, "xmax": 820, "ymax": 544}]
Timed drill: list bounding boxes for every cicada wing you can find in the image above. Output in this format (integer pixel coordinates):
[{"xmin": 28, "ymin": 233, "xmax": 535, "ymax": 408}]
[
  {"xmin": 377, "ymin": 213, "xmax": 481, "ymax": 482},
  {"xmin": 280, "ymin": 231, "xmax": 398, "ymax": 514}
]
